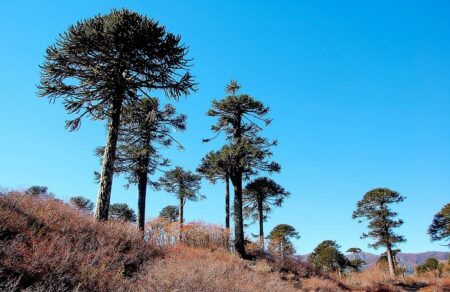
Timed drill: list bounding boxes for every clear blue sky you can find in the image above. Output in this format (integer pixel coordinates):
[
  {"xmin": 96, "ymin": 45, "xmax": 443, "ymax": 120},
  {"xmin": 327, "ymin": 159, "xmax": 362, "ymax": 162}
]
[{"xmin": 0, "ymin": 1, "xmax": 449, "ymax": 254}]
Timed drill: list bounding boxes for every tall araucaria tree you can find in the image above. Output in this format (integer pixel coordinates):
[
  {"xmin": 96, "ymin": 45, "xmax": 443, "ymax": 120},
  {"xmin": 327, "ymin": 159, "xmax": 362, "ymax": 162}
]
[
  {"xmin": 243, "ymin": 177, "xmax": 290, "ymax": 248},
  {"xmin": 352, "ymin": 188, "xmax": 406, "ymax": 277},
  {"xmin": 96, "ymin": 97, "xmax": 186, "ymax": 231},
  {"xmin": 204, "ymin": 81, "xmax": 280, "ymax": 258},
  {"xmin": 197, "ymin": 149, "xmax": 233, "ymax": 229},
  {"xmin": 38, "ymin": 9, "xmax": 195, "ymax": 221},
  {"xmin": 428, "ymin": 203, "xmax": 450, "ymax": 247},
  {"xmin": 158, "ymin": 166, "xmax": 203, "ymax": 240}
]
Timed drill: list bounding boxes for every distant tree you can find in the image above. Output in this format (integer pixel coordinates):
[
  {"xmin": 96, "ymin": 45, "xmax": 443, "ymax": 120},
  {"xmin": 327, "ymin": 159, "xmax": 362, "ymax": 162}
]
[
  {"xmin": 38, "ymin": 9, "xmax": 195, "ymax": 221},
  {"xmin": 416, "ymin": 257, "xmax": 439, "ymax": 274},
  {"xmin": 308, "ymin": 240, "xmax": 351, "ymax": 274},
  {"xmin": 70, "ymin": 196, "xmax": 94, "ymax": 213},
  {"xmin": 197, "ymin": 150, "xmax": 232, "ymax": 229},
  {"xmin": 204, "ymin": 81, "xmax": 280, "ymax": 257},
  {"xmin": 352, "ymin": 188, "xmax": 406, "ymax": 277},
  {"xmin": 243, "ymin": 177, "xmax": 290, "ymax": 248},
  {"xmin": 158, "ymin": 167, "xmax": 203, "ymax": 240},
  {"xmin": 109, "ymin": 203, "xmax": 137, "ymax": 222},
  {"xmin": 428, "ymin": 203, "xmax": 450, "ymax": 247},
  {"xmin": 267, "ymin": 224, "xmax": 300, "ymax": 259},
  {"xmin": 346, "ymin": 247, "xmax": 366, "ymax": 272},
  {"xmin": 96, "ymin": 97, "xmax": 186, "ymax": 232},
  {"xmin": 25, "ymin": 186, "xmax": 49, "ymax": 196},
  {"xmin": 159, "ymin": 205, "xmax": 179, "ymax": 223}
]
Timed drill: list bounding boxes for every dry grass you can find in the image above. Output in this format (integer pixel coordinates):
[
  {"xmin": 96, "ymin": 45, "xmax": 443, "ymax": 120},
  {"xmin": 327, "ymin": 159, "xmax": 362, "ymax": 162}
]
[
  {"xmin": 142, "ymin": 245, "xmax": 296, "ymax": 291},
  {"xmin": 2, "ymin": 191, "xmax": 448, "ymax": 291}
]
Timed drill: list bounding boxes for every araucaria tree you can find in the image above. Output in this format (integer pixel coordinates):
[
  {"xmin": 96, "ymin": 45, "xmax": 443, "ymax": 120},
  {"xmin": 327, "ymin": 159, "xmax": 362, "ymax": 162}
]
[
  {"xmin": 159, "ymin": 205, "xmax": 179, "ymax": 223},
  {"xmin": 267, "ymin": 224, "xmax": 299, "ymax": 259},
  {"xmin": 70, "ymin": 196, "xmax": 95, "ymax": 213},
  {"xmin": 205, "ymin": 81, "xmax": 280, "ymax": 257},
  {"xmin": 243, "ymin": 177, "xmax": 290, "ymax": 248},
  {"xmin": 308, "ymin": 240, "xmax": 350, "ymax": 274},
  {"xmin": 38, "ymin": 9, "xmax": 195, "ymax": 221},
  {"xmin": 96, "ymin": 97, "xmax": 186, "ymax": 231},
  {"xmin": 158, "ymin": 166, "xmax": 203, "ymax": 240},
  {"xmin": 197, "ymin": 149, "xmax": 233, "ymax": 229},
  {"xmin": 109, "ymin": 203, "xmax": 137, "ymax": 222},
  {"xmin": 428, "ymin": 203, "xmax": 450, "ymax": 247},
  {"xmin": 352, "ymin": 188, "xmax": 406, "ymax": 277}
]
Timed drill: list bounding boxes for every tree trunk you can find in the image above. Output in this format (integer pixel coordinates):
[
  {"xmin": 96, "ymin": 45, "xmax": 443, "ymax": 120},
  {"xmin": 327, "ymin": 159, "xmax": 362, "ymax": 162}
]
[
  {"xmin": 232, "ymin": 172, "xmax": 245, "ymax": 258},
  {"xmin": 386, "ymin": 246, "xmax": 395, "ymax": 277},
  {"xmin": 258, "ymin": 199, "xmax": 264, "ymax": 249},
  {"xmin": 95, "ymin": 96, "xmax": 123, "ymax": 221},
  {"xmin": 137, "ymin": 169, "xmax": 148, "ymax": 233},
  {"xmin": 179, "ymin": 197, "xmax": 184, "ymax": 242},
  {"xmin": 225, "ymin": 174, "xmax": 230, "ymax": 229}
]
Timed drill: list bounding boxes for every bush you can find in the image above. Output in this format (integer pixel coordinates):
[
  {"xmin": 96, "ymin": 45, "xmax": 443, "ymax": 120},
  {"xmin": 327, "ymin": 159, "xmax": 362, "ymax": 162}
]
[{"xmin": 0, "ymin": 192, "xmax": 159, "ymax": 291}]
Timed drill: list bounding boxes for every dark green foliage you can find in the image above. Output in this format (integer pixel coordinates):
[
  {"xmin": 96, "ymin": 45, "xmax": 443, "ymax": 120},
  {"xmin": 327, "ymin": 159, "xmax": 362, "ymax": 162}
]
[
  {"xmin": 38, "ymin": 9, "xmax": 195, "ymax": 221},
  {"xmin": 158, "ymin": 166, "xmax": 203, "ymax": 239},
  {"xmin": 159, "ymin": 205, "xmax": 179, "ymax": 223},
  {"xmin": 428, "ymin": 203, "xmax": 450, "ymax": 246},
  {"xmin": 70, "ymin": 196, "xmax": 94, "ymax": 213},
  {"xmin": 109, "ymin": 203, "xmax": 137, "ymax": 222},
  {"xmin": 25, "ymin": 186, "xmax": 49, "ymax": 196},
  {"xmin": 352, "ymin": 187, "xmax": 406, "ymax": 276},
  {"xmin": 267, "ymin": 224, "xmax": 300, "ymax": 258},
  {"xmin": 308, "ymin": 240, "xmax": 351, "ymax": 273},
  {"xmin": 416, "ymin": 257, "xmax": 439, "ymax": 274},
  {"xmin": 243, "ymin": 177, "xmax": 290, "ymax": 246},
  {"xmin": 204, "ymin": 82, "xmax": 280, "ymax": 257}
]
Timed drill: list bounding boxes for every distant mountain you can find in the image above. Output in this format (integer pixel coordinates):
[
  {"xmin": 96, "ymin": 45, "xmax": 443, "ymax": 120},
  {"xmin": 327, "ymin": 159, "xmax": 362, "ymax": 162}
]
[
  {"xmin": 299, "ymin": 251, "xmax": 449, "ymax": 271},
  {"xmin": 356, "ymin": 251, "xmax": 449, "ymax": 270}
]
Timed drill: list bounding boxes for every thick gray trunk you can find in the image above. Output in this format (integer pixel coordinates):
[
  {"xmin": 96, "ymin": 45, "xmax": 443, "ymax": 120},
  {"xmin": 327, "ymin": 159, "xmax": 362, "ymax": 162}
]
[
  {"xmin": 137, "ymin": 170, "xmax": 148, "ymax": 232},
  {"xmin": 232, "ymin": 172, "xmax": 245, "ymax": 258},
  {"xmin": 179, "ymin": 197, "xmax": 184, "ymax": 242},
  {"xmin": 258, "ymin": 200, "xmax": 264, "ymax": 249},
  {"xmin": 386, "ymin": 246, "xmax": 395, "ymax": 277},
  {"xmin": 225, "ymin": 175, "xmax": 230, "ymax": 229},
  {"xmin": 95, "ymin": 96, "xmax": 123, "ymax": 220}
]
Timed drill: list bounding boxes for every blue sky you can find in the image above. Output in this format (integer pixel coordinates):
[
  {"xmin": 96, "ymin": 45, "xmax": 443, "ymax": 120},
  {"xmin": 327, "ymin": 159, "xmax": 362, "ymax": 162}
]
[{"xmin": 0, "ymin": 1, "xmax": 449, "ymax": 254}]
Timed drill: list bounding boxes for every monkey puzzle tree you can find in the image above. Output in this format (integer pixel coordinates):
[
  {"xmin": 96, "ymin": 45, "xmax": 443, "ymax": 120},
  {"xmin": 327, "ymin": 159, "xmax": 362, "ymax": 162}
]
[
  {"xmin": 158, "ymin": 167, "xmax": 203, "ymax": 240},
  {"xmin": 109, "ymin": 203, "xmax": 137, "ymax": 222},
  {"xmin": 159, "ymin": 205, "xmax": 179, "ymax": 223},
  {"xmin": 205, "ymin": 81, "xmax": 280, "ymax": 258},
  {"xmin": 197, "ymin": 149, "xmax": 234, "ymax": 229},
  {"xmin": 308, "ymin": 240, "xmax": 351, "ymax": 274},
  {"xmin": 352, "ymin": 188, "xmax": 406, "ymax": 277},
  {"xmin": 38, "ymin": 9, "xmax": 195, "ymax": 221},
  {"xmin": 70, "ymin": 196, "xmax": 95, "ymax": 213},
  {"xmin": 428, "ymin": 203, "xmax": 450, "ymax": 247},
  {"xmin": 243, "ymin": 177, "xmax": 290, "ymax": 248},
  {"xmin": 346, "ymin": 247, "xmax": 366, "ymax": 272},
  {"xmin": 96, "ymin": 97, "xmax": 186, "ymax": 231},
  {"xmin": 267, "ymin": 224, "xmax": 300, "ymax": 259}
]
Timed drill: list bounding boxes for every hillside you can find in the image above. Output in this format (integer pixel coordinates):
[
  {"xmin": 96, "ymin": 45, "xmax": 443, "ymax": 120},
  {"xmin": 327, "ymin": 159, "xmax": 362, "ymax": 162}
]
[
  {"xmin": 0, "ymin": 192, "xmax": 299, "ymax": 291},
  {"xmin": 1, "ymin": 192, "xmax": 449, "ymax": 291}
]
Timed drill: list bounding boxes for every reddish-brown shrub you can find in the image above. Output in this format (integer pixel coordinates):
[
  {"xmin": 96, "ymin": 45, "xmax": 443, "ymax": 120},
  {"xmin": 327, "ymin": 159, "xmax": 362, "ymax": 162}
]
[{"xmin": 0, "ymin": 192, "xmax": 160, "ymax": 291}]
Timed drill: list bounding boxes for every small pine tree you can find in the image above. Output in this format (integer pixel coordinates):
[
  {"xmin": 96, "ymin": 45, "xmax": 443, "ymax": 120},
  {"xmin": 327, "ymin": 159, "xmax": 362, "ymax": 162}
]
[
  {"xmin": 243, "ymin": 177, "xmax": 290, "ymax": 248},
  {"xmin": 159, "ymin": 205, "xmax": 179, "ymax": 223},
  {"xmin": 428, "ymin": 203, "xmax": 450, "ymax": 247},
  {"xmin": 70, "ymin": 196, "xmax": 94, "ymax": 213},
  {"xmin": 308, "ymin": 240, "xmax": 351, "ymax": 274},
  {"xmin": 109, "ymin": 203, "xmax": 137, "ymax": 222},
  {"xmin": 158, "ymin": 167, "xmax": 203, "ymax": 240},
  {"xmin": 267, "ymin": 224, "xmax": 300, "ymax": 259}
]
